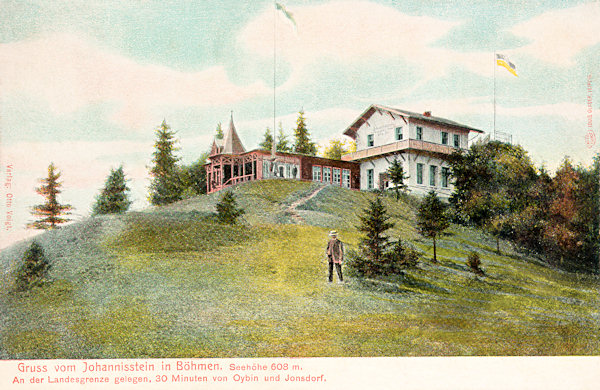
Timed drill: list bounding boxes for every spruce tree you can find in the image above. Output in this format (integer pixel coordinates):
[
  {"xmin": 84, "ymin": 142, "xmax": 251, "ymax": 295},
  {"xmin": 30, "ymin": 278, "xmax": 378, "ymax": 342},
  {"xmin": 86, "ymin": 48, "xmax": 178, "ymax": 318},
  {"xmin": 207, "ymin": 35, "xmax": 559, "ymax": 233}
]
[
  {"xmin": 259, "ymin": 128, "xmax": 274, "ymax": 151},
  {"xmin": 293, "ymin": 110, "xmax": 317, "ymax": 155},
  {"xmin": 28, "ymin": 163, "xmax": 72, "ymax": 230},
  {"xmin": 387, "ymin": 159, "xmax": 408, "ymax": 200},
  {"xmin": 215, "ymin": 122, "xmax": 224, "ymax": 139},
  {"xmin": 15, "ymin": 241, "xmax": 50, "ymax": 291},
  {"xmin": 417, "ymin": 191, "xmax": 450, "ymax": 263},
  {"xmin": 149, "ymin": 120, "xmax": 182, "ymax": 205},
  {"xmin": 357, "ymin": 194, "xmax": 394, "ymax": 263},
  {"xmin": 92, "ymin": 165, "xmax": 132, "ymax": 215},
  {"xmin": 276, "ymin": 123, "xmax": 292, "ymax": 152},
  {"xmin": 216, "ymin": 191, "xmax": 245, "ymax": 224}
]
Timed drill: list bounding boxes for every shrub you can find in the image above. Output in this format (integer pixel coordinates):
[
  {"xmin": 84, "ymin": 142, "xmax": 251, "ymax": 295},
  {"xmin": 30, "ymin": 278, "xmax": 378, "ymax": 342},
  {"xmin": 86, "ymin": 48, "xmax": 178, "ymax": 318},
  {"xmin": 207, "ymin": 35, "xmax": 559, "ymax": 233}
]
[
  {"xmin": 216, "ymin": 190, "xmax": 245, "ymax": 224},
  {"xmin": 467, "ymin": 251, "xmax": 484, "ymax": 276},
  {"xmin": 15, "ymin": 241, "xmax": 51, "ymax": 291},
  {"xmin": 346, "ymin": 240, "xmax": 419, "ymax": 278},
  {"xmin": 385, "ymin": 240, "xmax": 419, "ymax": 271},
  {"xmin": 344, "ymin": 248, "xmax": 374, "ymax": 278}
]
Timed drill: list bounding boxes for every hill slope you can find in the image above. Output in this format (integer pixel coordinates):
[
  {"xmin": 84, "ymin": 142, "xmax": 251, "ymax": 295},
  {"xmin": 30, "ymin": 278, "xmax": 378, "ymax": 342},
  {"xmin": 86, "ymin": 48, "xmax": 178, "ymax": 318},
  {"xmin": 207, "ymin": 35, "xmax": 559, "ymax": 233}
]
[{"xmin": 1, "ymin": 179, "xmax": 599, "ymax": 358}]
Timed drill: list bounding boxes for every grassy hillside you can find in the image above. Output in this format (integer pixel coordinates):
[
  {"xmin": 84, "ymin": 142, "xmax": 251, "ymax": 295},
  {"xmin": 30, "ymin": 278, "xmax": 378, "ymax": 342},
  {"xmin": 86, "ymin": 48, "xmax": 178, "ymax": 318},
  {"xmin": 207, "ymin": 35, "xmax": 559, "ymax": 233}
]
[{"xmin": 1, "ymin": 179, "xmax": 598, "ymax": 358}]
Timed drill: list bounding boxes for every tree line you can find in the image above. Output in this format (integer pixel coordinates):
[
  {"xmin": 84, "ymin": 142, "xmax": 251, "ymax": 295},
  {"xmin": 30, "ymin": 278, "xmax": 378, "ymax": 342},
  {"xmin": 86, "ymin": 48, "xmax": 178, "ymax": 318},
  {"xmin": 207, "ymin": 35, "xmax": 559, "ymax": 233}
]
[
  {"xmin": 23, "ymin": 117, "xmax": 599, "ymax": 285},
  {"xmin": 258, "ymin": 110, "xmax": 355, "ymax": 159},
  {"xmin": 347, "ymin": 141, "xmax": 599, "ymax": 279},
  {"xmin": 26, "ymin": 108, "xmax": 336, "ymax": 227},
  {"xmin": 448, "ymin": 140, "xmax": 599, "ymax": 273}
]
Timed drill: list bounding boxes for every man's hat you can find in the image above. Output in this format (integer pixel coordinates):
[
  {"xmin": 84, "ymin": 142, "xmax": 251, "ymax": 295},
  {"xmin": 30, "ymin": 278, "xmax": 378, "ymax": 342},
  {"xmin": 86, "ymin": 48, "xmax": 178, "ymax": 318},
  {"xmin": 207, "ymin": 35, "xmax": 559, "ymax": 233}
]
[{"xmin": 329, "ymin": 230, "xmax": 338, "ymax": 236}]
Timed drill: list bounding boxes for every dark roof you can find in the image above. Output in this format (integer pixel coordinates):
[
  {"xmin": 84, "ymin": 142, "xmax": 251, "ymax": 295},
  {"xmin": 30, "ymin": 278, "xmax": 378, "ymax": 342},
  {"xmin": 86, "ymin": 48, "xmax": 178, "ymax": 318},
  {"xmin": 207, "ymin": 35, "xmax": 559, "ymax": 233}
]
[
  {"xmin": 209, "ymin": 114, "xmax": 245, "ymax": 156},
  {"xmin": 343, "ymin": 104, "xmax": 485, "ymax": 138},
  {"xmin": 221, "ymin": 114, "xmax": 246, "ymax": 154}
]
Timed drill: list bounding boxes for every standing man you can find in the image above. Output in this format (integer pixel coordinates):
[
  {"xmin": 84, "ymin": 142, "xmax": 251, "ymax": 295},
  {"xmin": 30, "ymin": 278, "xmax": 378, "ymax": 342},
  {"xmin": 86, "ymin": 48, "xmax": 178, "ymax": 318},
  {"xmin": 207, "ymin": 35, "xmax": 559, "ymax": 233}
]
[{"xmin": 326, "ymin": 230, "xmax": 344, "ymax": 283}]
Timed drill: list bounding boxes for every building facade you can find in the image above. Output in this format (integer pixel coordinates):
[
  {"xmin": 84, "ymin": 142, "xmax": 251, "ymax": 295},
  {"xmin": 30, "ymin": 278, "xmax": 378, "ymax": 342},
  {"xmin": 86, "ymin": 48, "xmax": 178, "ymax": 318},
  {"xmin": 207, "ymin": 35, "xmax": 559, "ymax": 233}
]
[
  {"xmin": 205, "ymin": 116, "xmax": 360, "ymax": 194},
  {"xmin": 342, "ymin": 104, "xmax": 484, "ymax": 198}
]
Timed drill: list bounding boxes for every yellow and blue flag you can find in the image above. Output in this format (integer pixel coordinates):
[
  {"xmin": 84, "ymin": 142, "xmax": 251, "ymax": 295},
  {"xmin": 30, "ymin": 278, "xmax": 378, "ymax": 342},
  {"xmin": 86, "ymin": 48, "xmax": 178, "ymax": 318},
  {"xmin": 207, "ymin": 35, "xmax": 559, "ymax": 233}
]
[{"xmin": 496, "ymin": 53, "xmax": 518, "ymax": 77}]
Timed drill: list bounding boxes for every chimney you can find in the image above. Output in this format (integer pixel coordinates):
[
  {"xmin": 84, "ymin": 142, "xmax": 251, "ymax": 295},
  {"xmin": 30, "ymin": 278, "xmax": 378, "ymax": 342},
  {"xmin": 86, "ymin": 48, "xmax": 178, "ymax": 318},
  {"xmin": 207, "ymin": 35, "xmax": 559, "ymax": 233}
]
[{"xmin": 423, "ymin": 111, "xmax": 432, "ymax": 117}]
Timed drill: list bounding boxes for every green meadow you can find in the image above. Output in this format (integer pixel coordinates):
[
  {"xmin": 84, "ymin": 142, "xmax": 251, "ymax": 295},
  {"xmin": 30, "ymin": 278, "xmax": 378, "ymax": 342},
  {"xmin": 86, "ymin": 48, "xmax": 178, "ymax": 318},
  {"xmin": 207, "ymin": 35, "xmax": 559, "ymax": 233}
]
[{"xmin": 1, "ymin": 179, "xmax": 598, "ymax": 358}]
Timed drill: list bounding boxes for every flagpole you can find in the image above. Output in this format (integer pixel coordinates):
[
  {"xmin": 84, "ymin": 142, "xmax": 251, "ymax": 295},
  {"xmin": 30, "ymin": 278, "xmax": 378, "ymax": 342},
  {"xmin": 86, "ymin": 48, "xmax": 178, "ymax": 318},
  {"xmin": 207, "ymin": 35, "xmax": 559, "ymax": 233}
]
[
  {"xmin": 272, "ymin": 2, "xmax": 277, "ymax": 159},
  {"xmin": 493, "ymin": 51, "xmax": 496, "ymax": 141}
]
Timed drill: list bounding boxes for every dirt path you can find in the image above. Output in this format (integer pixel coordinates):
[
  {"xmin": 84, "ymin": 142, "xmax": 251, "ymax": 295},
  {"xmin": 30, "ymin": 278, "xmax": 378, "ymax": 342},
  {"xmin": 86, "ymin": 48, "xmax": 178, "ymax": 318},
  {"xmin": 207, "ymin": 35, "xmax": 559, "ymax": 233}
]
[{"xmin": 286, "ymin": 185, "xmax": 326, "ymax": 223}]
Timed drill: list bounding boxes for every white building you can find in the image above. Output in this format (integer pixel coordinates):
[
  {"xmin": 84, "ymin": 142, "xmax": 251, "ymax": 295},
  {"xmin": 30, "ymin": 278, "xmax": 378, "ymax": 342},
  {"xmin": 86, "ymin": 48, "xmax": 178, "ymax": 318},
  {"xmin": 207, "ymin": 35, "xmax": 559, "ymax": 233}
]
[{"xmin": 342, "ymin": 104, "xmax": 484, "ymax": 198}]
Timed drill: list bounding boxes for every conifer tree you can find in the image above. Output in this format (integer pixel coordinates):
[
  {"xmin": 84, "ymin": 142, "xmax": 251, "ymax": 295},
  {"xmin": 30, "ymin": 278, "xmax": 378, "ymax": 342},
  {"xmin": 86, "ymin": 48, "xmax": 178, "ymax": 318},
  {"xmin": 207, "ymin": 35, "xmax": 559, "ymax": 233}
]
[
  {"xmin": 28, "ymin": 163, "xmax": 72, "ymax": 230},
  {"xmin": 357, "ymin": 194, "xmax": 394, "ymax": 263},
  {"xmin": 15, "ymin": 241, "xmax": 50, "ymax": 291},
  {"xmin": 149, "ymin": 120, "xmax": 182, "ymax": 205},
  {"xmin": 276, "ymin": 123, "xmax": 292, "ymax": 152},
  {"xmin": 215, "ymin": 122, "xmax": 224, "ymax": 139},
  {"xmin": 293, "ymin": 110, "xmax": 317, "ymax": 155},
  {"xmin": 259, "ymin": 128, "xmax": 274, "ymax": 151},
  {"xmin": 216, "ymin": 191, "xmax": 245, "ymax": 224},
  {"xmin": 417, "ymin": 191, "xmax": 450, "ymax": 263},
  {"xmin": 92, "ymin": 165, "xmax": 132, "ymax": 215},
  {"xmin": 387, "ymin": 159, "xmax": 409, "ymax": 200}
]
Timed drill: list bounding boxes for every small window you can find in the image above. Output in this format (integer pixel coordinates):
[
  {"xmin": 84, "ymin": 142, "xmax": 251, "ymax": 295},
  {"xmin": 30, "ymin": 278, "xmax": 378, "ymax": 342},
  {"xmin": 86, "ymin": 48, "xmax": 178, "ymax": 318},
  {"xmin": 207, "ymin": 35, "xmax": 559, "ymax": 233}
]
[
  {"xmin": 442, "ymin": 167, "xmax": 450, "ymax": 188},
  {"xmin": 416, "ymin": 127, "xmax": 423, "ymax": 140},
  {"xmin": 323, "ymin": 167, "xmax": 331, "ymax": 183},
  {"xmin": 312, "ymin": 165, "xmax": 322, "ymax": 182},
  {"xmin": 333, "ymin": 168, "xmax": 341, "ymax": 185},
  {"xmin": 367, "ymin": 134, "xmax": 374, "ymax": 147},
  {"xmin": 454, "ymin": 134, "xmax": 460, "ymax": 148},
  {"xmin": 395, "ymin": 127, "xmax": 403, "ymax": 141},
  {"xmin": 416, "ymin": 163, "xmax": 423, "ymax": 184},
  {"xmin": 342, "ymin": 169, "xmax": 351, "ymax": 188},
  {"xmin": 429, "ymin": 165, "xmax": 437, "ymax": 186},
  {"xmin": 441, "ymin": 132, "xmax": 448, "ymax": 145},
  {"xmin": 367, "ymin": 169, "xmax": 374, "ymax": 189}
]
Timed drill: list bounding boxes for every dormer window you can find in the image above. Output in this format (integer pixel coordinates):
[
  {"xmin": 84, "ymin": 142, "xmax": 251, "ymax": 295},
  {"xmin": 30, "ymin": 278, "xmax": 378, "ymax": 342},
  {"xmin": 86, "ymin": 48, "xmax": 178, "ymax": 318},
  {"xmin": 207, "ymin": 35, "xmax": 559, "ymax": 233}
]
[
  {"xmin": 395, "ymin": 127, "xmax": 403, "ymax": 140},
  {"xmin": 367, "ymin": 134, "xmax": 374, "ymax": 147},
  {"xmin": 416, "ymin": 127, "xmax": 423, "ymax": 140}
]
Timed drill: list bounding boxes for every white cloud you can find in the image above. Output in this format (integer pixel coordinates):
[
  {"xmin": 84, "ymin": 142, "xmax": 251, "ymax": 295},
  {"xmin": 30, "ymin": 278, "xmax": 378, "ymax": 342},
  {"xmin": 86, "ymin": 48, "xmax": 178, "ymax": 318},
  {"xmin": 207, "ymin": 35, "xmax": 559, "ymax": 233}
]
[
  {"xmin": 0, "ymin": 33, "xmax": 270, "ymax": 130},
  {"xmin": 231, "ymin": 107, "xmax": 362, "ymax": 149},
  {"xmin": 239, "ymin": 1, "xmax": 495, "ymax": 87},
  {"xmin": 3, "ymin": 139, "xmax": 152, "ymax": 189},
  {"xmin": 400, "ymin": 97, "xmax": 599, "ymax": 123},
  {"xmin": 510, "ymin": 3, "xmax": 600, "ymax": 66},
  {"xmin": 500, "ymin": 103, "xmax": 599, "ymax": 122},
  {"xmin": 241, "ymin": 1, "xmax": 459, "ymax": 63}
]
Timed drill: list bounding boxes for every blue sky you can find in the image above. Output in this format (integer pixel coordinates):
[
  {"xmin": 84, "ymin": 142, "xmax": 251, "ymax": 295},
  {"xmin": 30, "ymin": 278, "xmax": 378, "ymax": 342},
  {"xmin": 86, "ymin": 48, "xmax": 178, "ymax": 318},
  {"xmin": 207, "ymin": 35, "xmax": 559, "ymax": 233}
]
[{"xmin": 1, "ymin": 0, "xmax": 599, "ymax": 246}]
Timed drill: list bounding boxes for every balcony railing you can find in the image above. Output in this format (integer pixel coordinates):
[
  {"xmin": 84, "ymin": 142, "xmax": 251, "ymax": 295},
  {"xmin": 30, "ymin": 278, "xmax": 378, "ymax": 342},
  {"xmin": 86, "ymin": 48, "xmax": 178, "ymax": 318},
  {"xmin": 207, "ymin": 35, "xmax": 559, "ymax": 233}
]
[
  {"xmin": 223, "ymin": 174, "xmax": 255, "ymax": 187},
  {"xmin": 342, "ymin": 139, "xmax": 459, "ymax": 161}
]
